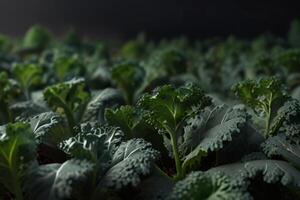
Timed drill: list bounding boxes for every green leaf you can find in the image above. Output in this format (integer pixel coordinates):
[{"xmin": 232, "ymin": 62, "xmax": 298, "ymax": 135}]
[
  {"xmin": 52, "ymin": 55, "xmax": 85, "ymax": 82},
  {"xmin": 60, "ymin": 125, "xmax": 159, "ymax": 193},
  {"xmin": 0, "ymin": 122, "xmax": 36, "ymax": 200},
  {"xmin": 133, "ymin": 167, "xmax": 174, "ymax": 200},
  {"xmin": 149, "ymin": 48, "xmax": 187, "ymax": 76},
  {"xmin": 232, "ymin": 77, "xmax": 288, "ymax": 137},
  {"xmin": 43, "ymin": 78, "xmax": 91, "ymax": 131},
  {"xmin": 82, "ymin": 88, "xmax": 124, "ymax": 123},
  {"xmin": 120, "ymin": 33, "xmax": 146, "ymax": 59},
  {"xmin": 181, "ymin": 105, "xmax": 247, "ymax": 173},
  {"xmin": 275, "ymin": 49, "xmax": 300, "ymax": 73},
  {"xmin": 0, "ymin": 72, "xmax": 19, "ymax": 103},
  {"xmin": 63, "ymin": 30, "xmax": 82, "ymax": 48},
  {"xmin": 0, "ymin": 72, "xmax": 20, "ymax": 123},
  {"xmin": 24, "ymin": 159, "xmax": 94, "ymax": 200},
  {"xmin": 99, "ymin": 138, "xmax": 160, "ymax": 189},
  {"xmin": 271, "ymin": 98, "xmax": 300, "ymax": 141},
  {"xmin": 112, "ymin": 60, "xmax": 145, "ymax": 104},
  {"xmin": 208, "ymin": 160, "xmax": 300, "ymax": 190},
  {"xmin": 12, "ymin": 63, "xmax": 42, "ymax": 100},
  {"xmin": 28, "ymin": 112, "xmax": 71, "ymax": 145},
  {"xmin": 105, "ymin": 105, "xmax": 142, "ymax": 138},
  {"xmin": 60, "ymin": 123, "xmax": 123, "ymax": 166},
  {"xmin": 167, "ymin": 171, "xmax": 250, "ymax": 200},
  {"xmin": 138, "ymin": 83, "xmax": 211, "ymax": 134},
  {"xmin": 263, "ymin": 134, "xmax": 300, "ymax": 169},
  {"xmin": 22, "ymin": 25, "xmax": 51, "ymax": 50},
  {"xmin": 9, "ymin": 100, "xmax": 48, "ymax": 121},
  {"xmin": 138, "ymin": 83, "xmax": 211, "ymax": 179},
  {"xmin": 0, "ymin": 34, "xmax": 12, "ymax": 52}
]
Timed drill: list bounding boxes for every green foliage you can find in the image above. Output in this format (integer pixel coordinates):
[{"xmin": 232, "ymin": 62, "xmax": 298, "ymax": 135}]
[
  {"xmin": 120, "ymin": 33, "xmax": 146, "ymax": 59},
  {"xmin": 148, "ymin": 48, "xmax": 188, "ymax": 76},
  {"xmin": 0, "ymin": 72, "xmax": 20, "ymax": 123},
  {"xmin": 24, "ymin": 159, "xmax": 94, "ymax": 200},
  {"xmin": 99, "ymin": 138, "xmax": 160, "ymax": 189},
  {"xmin": 22, "ymin": 25, "xmax": 51, "ymax": 50},
  {"xmin": 168, "ymin": 171, "xmax": 250, "ymax": 200},
  {"xmin": 112, "ymin": 60, "xmax": 145, "ymax": 104},
  {"xmin": 0, "ymin": 72, "xmax": 19, "ymax": 103},
  {"xmin": 105, "ymin": 105, "xmax": 142, "ymax": 138},
  {"xmin": 82, "ymin": 88, "xmax": 124, "ymax": 123},
  {"xmin": 208, "ymin": 160, "xmax": 300, "ymax": 195},
  {"xmin": 156, "ymin": 48, "xmax": 187, "ymax": 75},
  {"xmin": 28, "ymin": 112, "xmax": 70, "ymax": 145},
  {"xmin": 63, "ymin": 30, "xmax": 82, "ymax": 48},
  {"xmin": 12, "ymin": 63, "xmax": 42, "ymax": 100},
  {"xmin": 0, "ymin": 34, "xmax": 12, "ymax": 52},
  {"xmin": 180, "ymin": 105, "xmax": 247, "ymax": 173},
  {"xmin": 60, "ymin": 123, "xmax": 123, "ymax": 164},
  {"xmin": 59, "ymin": 123, "xmax": 159, "ymax": 197},
  {"xmin": 43, "ymin": 78, "xmax": 91, "ymax": 131},
  {"xmin": 233, "ymin": 76, "xmax": 288, "ymax": 137},
  {"xmin": 0, "ymin": 122, "xmax": 36, "ymax": 200},
  {"xmin": 138, "ymin": 83, "xmax": 211, "ymax": 179},
  {"xmin": 52, "ymin": 54, "xmax": 85, "ymax": 81},
  {"xmin": 2, "ymin": 23, "xmax": 300, "ymax": 199},
  {"xmin": 276, "ymin": 49, "xmax": 300, "ymax": 73}
]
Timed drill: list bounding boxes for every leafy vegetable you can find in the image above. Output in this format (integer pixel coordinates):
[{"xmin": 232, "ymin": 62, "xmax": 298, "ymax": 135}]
[
  {"xmin": 27, "ymin": 112, "xmax": 70, "ymax": 145},
  {"xmin": 82, "ymin": 88, "xmax": 124, "ymax": 123},
  {"xmin": 59, "ymin": 123, "xmax": 160, "ymax": 198},
  {"xmin": 0, "ymin": 122, "xmax": 36, "ymax": 200},
  {"xmin": 24, "ymin": 159, "xmax": 94, "ymax": 200},
  {"xmin": 111, "ymin": 60, "xmax": 145, "ymax": 105},
  {"xmin": 12, "ymin": 63, "xmax": 42, "ymax": 100},
  {"xmin": 22, "ymin": 25, "xmax": 51, "ymax": 51},
  {"xmin": 52, "ymin": 54, "xmax": 85, "ymax": 82},
  {"xmin": 105, "ymin": 105, "xmax": 142, "ymax": 138},
  {"xmin": 208, "ymin": 160, "xmax": 300, "ymax": 197},
  {"xmin": 138, "ymin": 83, "xmax": 211, "ymax": 179},
  {"xmin": 43, "ymin": 78, "xmax": 90, "ymax": 131},
  {"xmin": 180, "ymin": 104, "xmax": 247, "ymax": 173},
  {"xmin": 2, "ymin": 22, "xmax": 300, "ymax": 199},
  {"xmin": 0, "ymin": 72, "xmax": 20, "ymax": 123},
  {"xmin": 120, "ymin": 33, "xmax": 146, "ymax": 59},
  {"xmin": 232, "ymin": 76, "xmax": 288, "ymax": 137},
  {"xmin": 263, "ymin": 134, "xmax": 300, "ymax": 169},
  {"xmin": 0, "ymin": 34, "xmax": 12, "ymax": 52},
  {"xmin": 168, "ymin": 171, "xmax": 250, "ymax": 200}
]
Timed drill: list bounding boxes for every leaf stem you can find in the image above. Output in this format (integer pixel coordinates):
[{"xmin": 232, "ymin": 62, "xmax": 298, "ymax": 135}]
[
  {"xmin": 24, "ymin": 87, "xmax": 31, "ymax": 100},
  {"xmin": 264, "ymin": 94, "xmax": 273, "ymax": 138},
  {"xmin": 169, "ymin": 129, "xmax": 183, "ymax": 181},
  {"xmin": 9, "ymin": 164, "xmax": 23, "ymax": 200},
  {"xmin": 124, "ymin": 88, "xmax": 134, "ymax": 105},
  {"xmin": 63, "ymin": 106, "xmax": 76, "ymax": 134}
]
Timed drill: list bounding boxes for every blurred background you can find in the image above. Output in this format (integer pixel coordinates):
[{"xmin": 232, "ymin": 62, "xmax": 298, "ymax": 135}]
[{"xmin": 0, "ymin": 0, "xmax": 300, "ymax": 39}]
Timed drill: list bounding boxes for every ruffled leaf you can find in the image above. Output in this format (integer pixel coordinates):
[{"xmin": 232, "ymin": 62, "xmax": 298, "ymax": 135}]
[
  {"xmin": 181, "ymin": 105, "xmax": 247, "ymax": 172},
  {"xmin": 168, "ymin": 171, "xmax": 250, "ymax": 200},
  {"xmin": 0, "ymin": 122, "xmax": 36, "ymax": 199},
  {"xmin": 263, "ymin": 134, "xmax": 300, "ymax": 169},
  {"xmin": 100, "ymin": 138, "xmax": 160, "ymax": 189},
  {"xmin": 24, "ymin": 159, "xmax": 94, "ymax": 200},
  {"xmin": 82, "ymin": 88, "xmax": 124, "ymax": 123}
]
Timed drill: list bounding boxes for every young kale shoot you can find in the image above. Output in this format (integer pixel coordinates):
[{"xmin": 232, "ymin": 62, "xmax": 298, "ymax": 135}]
[
  {"xmin": 232, "ymin": 76, "xmax": 288, "ymax": 137},
  {"xmin": 43, "ymin": 78, "xmax": 90, "ymax": 133},
  {"xmin": 138, "ymin": 83, "xmax": 211, "ymax": 180}
]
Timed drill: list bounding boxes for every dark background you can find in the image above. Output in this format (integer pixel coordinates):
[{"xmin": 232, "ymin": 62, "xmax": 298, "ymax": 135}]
[{"xmin": 0, "ymin": 0, "xmax": 300, "ymax": 39}]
